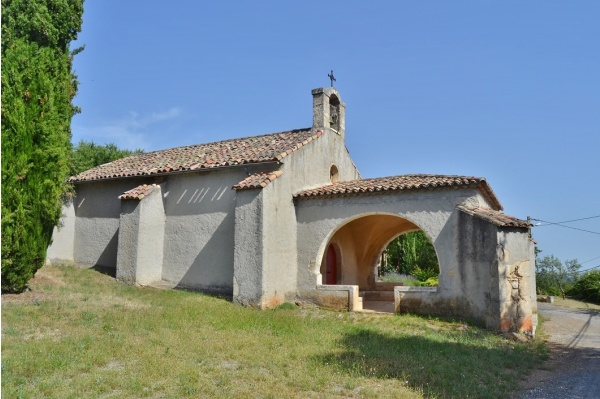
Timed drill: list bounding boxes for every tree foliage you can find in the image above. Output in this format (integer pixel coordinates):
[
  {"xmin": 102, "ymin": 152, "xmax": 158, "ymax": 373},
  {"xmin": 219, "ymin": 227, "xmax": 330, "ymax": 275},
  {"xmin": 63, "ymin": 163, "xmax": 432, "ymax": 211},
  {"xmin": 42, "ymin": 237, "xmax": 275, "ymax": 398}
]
[
  {"xmin": 568, "ymin": 270, "xmax": 600, "ymax": 304},
  {"xmin": 71, "ymin": 140, "xmax": 143, "ymax": 175},
  {"xmin": 535, "ymin": 254, "xmax": 581, "ymax": 298},
  {"xmin": 381, "ymin": 231, "xmax": 439, "ymax": 279},
  {"xmin": 1, "ymin": 0, "xmax": 84, "ymax": 292}
]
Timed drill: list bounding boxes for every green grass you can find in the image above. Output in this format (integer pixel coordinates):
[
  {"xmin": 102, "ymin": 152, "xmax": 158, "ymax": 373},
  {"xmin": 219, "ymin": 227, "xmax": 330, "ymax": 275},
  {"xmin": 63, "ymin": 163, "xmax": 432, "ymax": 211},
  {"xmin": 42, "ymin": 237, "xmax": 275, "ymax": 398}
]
[{"xmin": 2, "ymin": 265, "xmax": 547, "ymax": 398}]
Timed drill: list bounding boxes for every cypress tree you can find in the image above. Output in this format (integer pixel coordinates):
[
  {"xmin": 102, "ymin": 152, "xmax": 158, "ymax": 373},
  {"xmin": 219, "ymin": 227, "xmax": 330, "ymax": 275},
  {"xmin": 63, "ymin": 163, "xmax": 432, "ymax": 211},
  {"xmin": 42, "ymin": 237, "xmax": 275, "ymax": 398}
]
[{"xmin": 1, "ymin": 0, "xmax": 84, "ymax": 292}]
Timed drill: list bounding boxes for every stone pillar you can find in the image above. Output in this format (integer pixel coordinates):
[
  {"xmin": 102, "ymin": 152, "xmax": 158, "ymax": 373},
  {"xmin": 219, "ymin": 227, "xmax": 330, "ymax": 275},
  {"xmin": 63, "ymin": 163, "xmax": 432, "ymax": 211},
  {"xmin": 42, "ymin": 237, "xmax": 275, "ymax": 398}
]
[
  {"xmin": 233, "ymin": 189, "xmax": 264, "ymax": 306},
  {"xmin": 116, "ymin": 184, "xmax": 165, "ymax": 285}
]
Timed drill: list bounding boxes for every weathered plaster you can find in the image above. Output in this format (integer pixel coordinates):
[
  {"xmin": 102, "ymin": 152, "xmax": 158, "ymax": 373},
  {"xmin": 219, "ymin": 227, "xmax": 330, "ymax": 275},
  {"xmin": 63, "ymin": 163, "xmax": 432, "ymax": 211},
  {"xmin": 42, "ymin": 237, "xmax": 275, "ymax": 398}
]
[
  {"xmin": 161, "ymin": 169, "xmax": 246, "ymax": 292},
  {"xmin": 233, "ymin": 189, "xmax": 264, "ymax": 305},
  {"xmin": 46, "ymin": 198, "xmax": 76, "ymax": 264},
  {"xmin": 116, "ymin": 184, "xmax": 166, "ymax": 285},
  {"xmin": 251, "ymin": 128, "xmax": 360, "ymax": 308},
  {"xmin": 73, "ymin": 180, "xmax": 149, "ymax": 268}
]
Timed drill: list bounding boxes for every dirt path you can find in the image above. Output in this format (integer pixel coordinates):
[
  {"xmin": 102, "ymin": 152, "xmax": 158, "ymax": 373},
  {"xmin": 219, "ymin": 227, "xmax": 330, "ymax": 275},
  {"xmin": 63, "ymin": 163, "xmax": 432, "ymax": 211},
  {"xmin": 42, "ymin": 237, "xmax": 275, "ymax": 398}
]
[{"xmin": 516, "ymin": 302, "xmax": 600, "ymax": 399}]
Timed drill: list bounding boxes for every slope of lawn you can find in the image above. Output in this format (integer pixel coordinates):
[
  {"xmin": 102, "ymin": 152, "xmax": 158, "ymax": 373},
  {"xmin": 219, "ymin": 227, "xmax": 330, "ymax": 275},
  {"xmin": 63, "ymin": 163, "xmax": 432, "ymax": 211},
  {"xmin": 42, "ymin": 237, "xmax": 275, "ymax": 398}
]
[{"xmin": 2, "ymin": 265, "xmax": 546, "ymax": 398}]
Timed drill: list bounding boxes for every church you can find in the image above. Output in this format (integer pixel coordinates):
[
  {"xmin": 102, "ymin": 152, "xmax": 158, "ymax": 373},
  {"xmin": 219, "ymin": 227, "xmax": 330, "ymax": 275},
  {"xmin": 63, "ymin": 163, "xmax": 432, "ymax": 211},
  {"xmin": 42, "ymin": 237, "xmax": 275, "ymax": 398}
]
[{"xmin": 47, "ymin": 87, "xmax": 537, "ymax": 334}]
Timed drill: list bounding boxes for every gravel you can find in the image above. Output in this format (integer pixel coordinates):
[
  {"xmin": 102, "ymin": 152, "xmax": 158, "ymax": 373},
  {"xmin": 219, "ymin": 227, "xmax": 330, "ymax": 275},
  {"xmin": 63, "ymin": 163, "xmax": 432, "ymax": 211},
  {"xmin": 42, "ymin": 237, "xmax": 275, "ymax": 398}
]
[{"xmin": 516, "ymin": 303, "xmax": 600, "ymax": 399}]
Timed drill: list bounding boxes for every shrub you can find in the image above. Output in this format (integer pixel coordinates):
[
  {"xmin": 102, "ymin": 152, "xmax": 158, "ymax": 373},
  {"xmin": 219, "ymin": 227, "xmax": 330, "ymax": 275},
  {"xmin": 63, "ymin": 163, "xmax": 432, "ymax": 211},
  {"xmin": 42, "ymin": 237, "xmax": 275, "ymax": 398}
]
[
  {"xmin": 568, "ymin": 270, "xmax": 600, "ymax": 304},
  {"xmin": 412, "ymin": 266, "xmax": 438, "ymax": 283}
]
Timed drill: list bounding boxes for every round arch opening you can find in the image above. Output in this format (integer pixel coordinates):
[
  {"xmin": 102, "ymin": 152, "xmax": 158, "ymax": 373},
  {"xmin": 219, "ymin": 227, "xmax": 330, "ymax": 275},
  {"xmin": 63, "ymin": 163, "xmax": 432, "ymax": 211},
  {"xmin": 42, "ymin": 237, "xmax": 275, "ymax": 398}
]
[{"xmin": 318, "ymin": 213, "xmax": 440, "ymax": 292}]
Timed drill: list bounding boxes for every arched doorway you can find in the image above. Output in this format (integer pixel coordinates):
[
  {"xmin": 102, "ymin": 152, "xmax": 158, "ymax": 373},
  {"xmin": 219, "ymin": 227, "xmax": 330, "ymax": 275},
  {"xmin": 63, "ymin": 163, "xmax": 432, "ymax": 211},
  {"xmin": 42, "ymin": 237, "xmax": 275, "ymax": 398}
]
[
  {"xmin": 324, "ymin": 244, "xmax": 338, "ymax": 284},
  {"xmin": 318, "ymin": 213, "xmax": 440, "ymax": 311}
]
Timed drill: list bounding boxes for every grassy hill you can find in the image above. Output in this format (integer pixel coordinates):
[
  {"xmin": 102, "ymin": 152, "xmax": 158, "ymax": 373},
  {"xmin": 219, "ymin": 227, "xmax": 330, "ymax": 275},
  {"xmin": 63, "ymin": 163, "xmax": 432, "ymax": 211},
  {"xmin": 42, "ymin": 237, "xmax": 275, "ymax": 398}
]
[{"xmin": 2, "ymin": 265, "xmax": 546, "ymax": 398}]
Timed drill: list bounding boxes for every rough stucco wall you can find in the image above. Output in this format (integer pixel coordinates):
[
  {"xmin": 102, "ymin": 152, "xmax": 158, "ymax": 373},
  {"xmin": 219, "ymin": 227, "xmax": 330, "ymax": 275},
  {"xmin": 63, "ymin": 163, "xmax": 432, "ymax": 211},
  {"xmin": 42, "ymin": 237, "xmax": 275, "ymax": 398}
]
[
  {"xmin": 135, "ymin": 186, "xmax": 166, "ymax": 284},
  {"xmin": 497, "ymin": 229, "xmax": 537, "ymax": 333},
  {"xmin": 257, "ymin": 128, "xmax": 360, "ymax": 307},
  {"xmin": 233, "ymin": 189, "xmax": 263, "ymax": 305},
  {"xmin": 116, "ymin": 199, "xmax": 140, "ymax": 284},
  {"xmin": 116, "ymin": 186, "xmax": 166, "ymax": 285},
  {"xmin": 73, "ymin": 180, "xmax": 146, "ymax": 268},
  {"xmin": 46, "ymin": 198, "xmax": 76, "ymax": 264},
  {"xmin": 161, "ymin": 170, "xmax": 245, "ymax": 293},
  {"xmin": 457, "ymin": 211, "xmax": 500, "ymax": 327},
  {"xmin": 161, "ymin": 171, "xmax": 237, "ymax": 292}
]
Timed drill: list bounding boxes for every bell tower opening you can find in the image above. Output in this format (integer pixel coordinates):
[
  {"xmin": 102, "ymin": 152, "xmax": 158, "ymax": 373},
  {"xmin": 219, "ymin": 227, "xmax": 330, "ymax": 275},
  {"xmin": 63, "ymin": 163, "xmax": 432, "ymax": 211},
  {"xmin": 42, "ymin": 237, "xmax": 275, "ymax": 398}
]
[{"xmin": 312, "ymin": 87, "xmax": 346, "ymax": 139}]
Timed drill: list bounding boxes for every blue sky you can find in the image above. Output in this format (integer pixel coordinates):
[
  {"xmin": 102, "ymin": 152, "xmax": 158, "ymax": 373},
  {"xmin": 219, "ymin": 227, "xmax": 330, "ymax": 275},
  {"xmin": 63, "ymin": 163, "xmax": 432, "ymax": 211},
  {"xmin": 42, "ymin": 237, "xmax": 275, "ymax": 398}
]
[{"xmin": 70, "ymin": 1, "xmax": 599, "ymax": 270}]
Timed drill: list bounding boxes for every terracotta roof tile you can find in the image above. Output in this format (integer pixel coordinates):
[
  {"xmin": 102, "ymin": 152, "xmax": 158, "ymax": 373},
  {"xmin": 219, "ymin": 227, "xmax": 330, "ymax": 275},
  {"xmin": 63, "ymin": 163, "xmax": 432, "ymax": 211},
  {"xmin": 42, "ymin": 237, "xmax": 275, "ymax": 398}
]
[
  {"xmin": 119, "ymin": 184, "xmax": 158, "ymax": 200},
  {"xmin": 70, "ymin": 128, "xmax": 322, "ymax": 183},
  {"xmin": 233, "ymin": 171, "xmax": 283, "ymax": 191},
  {"xmin": 294, "ymin": 174, "xmax": 503, "ymax": 210},
  {"xmin": 457, "ymin": 205, "xmax": 530, "ymax": 228}
]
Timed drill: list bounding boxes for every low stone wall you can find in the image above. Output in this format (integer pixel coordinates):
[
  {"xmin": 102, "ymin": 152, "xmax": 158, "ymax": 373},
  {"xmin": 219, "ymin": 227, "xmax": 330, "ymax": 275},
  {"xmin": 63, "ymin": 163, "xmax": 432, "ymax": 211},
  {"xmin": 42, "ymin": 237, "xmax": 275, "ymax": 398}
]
[
  {"xmin": 298, "ymin": 285, "xmax": 362, "ymax": 311},
  {"xmin": 394, "ymin": 286, "xmax": 438, "ymax": 313}
]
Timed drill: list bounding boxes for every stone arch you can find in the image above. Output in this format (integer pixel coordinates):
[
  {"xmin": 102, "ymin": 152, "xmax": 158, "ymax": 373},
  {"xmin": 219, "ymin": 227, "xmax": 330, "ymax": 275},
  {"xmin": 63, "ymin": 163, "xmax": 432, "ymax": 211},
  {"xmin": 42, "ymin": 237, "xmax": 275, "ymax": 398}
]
[{"xmin": 315, "ymin": 212, "xmax": 440, "ymax": 290}]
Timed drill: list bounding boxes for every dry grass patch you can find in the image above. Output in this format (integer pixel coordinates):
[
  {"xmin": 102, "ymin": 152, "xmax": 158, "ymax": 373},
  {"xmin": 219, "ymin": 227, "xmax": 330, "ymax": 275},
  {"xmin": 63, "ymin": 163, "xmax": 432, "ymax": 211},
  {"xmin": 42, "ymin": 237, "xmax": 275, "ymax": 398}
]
[
  {"xmin": 551, "ymin": 296, "xmax": 600, "ymax": 312},
  {"xmin": 2, "ymin": 265, "xmax": 546, "ymax": 398}
]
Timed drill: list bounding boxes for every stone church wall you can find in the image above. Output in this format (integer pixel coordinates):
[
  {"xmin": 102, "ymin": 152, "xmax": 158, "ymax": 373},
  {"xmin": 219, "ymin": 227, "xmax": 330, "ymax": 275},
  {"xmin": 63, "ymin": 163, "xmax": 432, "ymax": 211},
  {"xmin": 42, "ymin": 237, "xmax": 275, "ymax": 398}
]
[
  {"xmin": 71, "ymin": 179, "xmax": 148, "ymax": 269},
  {"xmin": 161, "ymin": 168, "xmax": 248, "ymax": 293}
]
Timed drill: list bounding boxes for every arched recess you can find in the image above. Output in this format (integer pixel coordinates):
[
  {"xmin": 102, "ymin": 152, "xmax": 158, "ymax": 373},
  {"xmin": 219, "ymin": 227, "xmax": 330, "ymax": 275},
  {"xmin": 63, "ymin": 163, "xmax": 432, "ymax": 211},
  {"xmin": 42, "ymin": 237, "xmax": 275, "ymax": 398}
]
[
  {"xmin": 317, "ymin": 213, "xmax": 440, "ymax": 292},
  {"xmin": 321, "ymin": 243, "xmax": 341, "ymax": 284}
]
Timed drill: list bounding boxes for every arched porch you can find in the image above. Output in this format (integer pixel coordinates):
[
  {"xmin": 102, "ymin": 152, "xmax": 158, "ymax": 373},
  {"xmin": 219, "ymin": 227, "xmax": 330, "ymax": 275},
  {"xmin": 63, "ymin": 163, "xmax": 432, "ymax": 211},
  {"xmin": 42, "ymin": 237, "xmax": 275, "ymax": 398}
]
[
  {"xmin": 294, "ymin": 187, "xmax": 536, "ymax": 334},
  {"xmin": 318, "ymin": 214, "xmax": 437, "ymax": 311}
]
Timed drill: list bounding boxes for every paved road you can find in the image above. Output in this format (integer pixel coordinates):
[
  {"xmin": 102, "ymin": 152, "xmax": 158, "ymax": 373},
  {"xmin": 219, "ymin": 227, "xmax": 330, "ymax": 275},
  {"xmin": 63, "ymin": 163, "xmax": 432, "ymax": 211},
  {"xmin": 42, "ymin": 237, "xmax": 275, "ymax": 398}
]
[{"xmin": 517, "ymin": 303, "xmax": 600, "ymax": 399}]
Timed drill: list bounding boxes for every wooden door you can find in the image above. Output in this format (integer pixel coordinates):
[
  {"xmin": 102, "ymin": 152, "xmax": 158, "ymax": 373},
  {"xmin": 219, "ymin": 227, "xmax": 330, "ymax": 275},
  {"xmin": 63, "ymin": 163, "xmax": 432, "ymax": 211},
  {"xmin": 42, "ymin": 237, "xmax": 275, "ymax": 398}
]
[{"xmin": 325, "ymin": 244, "xmax": 338, "ymax": 285}]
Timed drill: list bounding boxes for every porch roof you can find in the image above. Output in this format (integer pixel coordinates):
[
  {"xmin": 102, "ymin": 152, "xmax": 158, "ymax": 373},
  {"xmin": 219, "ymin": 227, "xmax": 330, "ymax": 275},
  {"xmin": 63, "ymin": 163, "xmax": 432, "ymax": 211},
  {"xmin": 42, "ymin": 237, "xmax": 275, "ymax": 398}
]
[
  {"xmin": 294, "ymin": 174, "xmax": 503, "ymax": 211},
  {"xmin": 457, "ymin": 206, "xmax": 531, "ymax": 228}
]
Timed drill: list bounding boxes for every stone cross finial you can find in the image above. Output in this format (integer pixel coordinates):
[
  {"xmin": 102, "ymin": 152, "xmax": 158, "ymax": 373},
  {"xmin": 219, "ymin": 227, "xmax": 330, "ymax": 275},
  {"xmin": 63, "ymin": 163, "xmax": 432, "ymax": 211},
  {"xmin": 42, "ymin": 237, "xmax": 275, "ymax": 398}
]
[{"xmin": 328, "ymin": 70, "xmax": 336, "ymax": 87}]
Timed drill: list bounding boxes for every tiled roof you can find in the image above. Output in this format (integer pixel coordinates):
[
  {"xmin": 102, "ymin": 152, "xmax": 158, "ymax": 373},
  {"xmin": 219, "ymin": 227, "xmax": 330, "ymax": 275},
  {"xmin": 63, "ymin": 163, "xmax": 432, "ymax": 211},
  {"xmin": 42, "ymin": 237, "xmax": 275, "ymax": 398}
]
[
  {"xmin": 70, "ymin": 128, "xmax": 322, "ymax": 183},
  {"xmin": 457, "ymin": 206, "xmax": 531, "ymax": 228},
  {"xmin": 294, "ymin": 174, "xmax": 503, "ymax": 210},
  {"xmin": 233, "ymin": 171, "xmax": 283, "ymax": 191},
  {"xmin": 119, "ymin": 184, "xmax": 157, "ymax": 200}
]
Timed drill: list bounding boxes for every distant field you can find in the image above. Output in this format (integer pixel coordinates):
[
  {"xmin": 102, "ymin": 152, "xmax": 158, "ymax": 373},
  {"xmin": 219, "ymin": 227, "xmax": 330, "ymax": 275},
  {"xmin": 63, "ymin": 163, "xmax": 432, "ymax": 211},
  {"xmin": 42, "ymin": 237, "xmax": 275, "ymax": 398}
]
[
  {"xmin": 2, "ymin": 265, "xmax": 546, "ymax": 398},
  {"xmin": 550, "ymin": 296, "xmax": 600, "ymax": 312}
]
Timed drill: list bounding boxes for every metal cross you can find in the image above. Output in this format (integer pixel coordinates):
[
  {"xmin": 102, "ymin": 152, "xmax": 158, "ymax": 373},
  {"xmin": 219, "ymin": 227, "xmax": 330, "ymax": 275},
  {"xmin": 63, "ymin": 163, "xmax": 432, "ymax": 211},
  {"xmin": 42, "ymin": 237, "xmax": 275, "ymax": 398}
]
[{"xmin": 328, "ymin": 70, "xmax": 336, "ymax": 87}]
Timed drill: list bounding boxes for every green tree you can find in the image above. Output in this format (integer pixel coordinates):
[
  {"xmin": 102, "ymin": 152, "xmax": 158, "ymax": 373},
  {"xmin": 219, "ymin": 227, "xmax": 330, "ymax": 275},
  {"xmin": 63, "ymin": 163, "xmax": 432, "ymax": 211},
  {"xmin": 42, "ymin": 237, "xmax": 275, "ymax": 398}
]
[
  {"xmin": 1, "ymin": 0, "xmax": 84, "ymax": 292},
  {"xmin": 569, "ymin": 270, "xmax": 600, "ymax": 304},
  {"xmin": 382, "ymin": 231, "xmax": 439, "ymax": 278},
  {"xmin": 71, "ymin": 140, "xmax": 143, "ymax": 175},
  {"xmin": 536, "ymin": 255, "xmax": 581, "ymax": 298}
]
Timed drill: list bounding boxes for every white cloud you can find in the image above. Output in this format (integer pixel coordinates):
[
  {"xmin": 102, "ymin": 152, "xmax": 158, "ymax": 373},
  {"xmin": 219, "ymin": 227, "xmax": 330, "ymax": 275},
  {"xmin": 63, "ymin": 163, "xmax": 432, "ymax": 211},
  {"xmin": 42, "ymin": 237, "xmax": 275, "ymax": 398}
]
[{"xmin": 71, "ymin": 107, "xmax": 182, "ymax": 151}]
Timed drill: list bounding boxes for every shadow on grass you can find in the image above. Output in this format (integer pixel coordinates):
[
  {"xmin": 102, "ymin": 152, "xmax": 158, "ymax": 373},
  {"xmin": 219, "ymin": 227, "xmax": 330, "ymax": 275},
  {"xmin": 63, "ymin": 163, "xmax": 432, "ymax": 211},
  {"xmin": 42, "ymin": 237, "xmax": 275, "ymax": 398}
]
[
  {"xmin": 314, "ymin": 328, "xmax": 536, "ymax": 399},
  {"xmin": 90, "ymin": 265, "xmax": 116, "ymax": 277}
]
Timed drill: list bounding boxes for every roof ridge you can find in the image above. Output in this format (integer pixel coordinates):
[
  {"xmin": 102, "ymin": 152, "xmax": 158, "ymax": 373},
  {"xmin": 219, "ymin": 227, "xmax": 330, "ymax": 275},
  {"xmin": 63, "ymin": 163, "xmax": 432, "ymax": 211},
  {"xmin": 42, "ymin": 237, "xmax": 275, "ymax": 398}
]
[
  {"xmin": 294, "ymin": 174, "xmax": 502, "ymax": 211},
  {"xmin": 141, "ymin": 127, "xmax": 315, "ymax": 155},
  {"xmin": 70, "ymin": 127, "xmax": 321, "ymax": 183}
]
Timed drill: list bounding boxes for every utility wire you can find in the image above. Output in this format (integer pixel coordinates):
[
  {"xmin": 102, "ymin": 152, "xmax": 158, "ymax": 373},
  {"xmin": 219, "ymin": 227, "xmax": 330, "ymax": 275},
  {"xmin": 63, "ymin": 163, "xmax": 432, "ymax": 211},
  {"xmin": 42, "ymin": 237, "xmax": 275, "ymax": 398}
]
[
  {"xmin": 532, "ymin": 214, "xmax": 600, "ymax": 226},
  {"xmin": 582, "ymin": 264, "xmax": 600, "ymax": 272},
  {"xmin": 530, "ymin": 218, "xmax": 600, "ymax": 235},
  {"xmin": 581, "ymin": 255, "xmax": 600, "ymax": 264}
]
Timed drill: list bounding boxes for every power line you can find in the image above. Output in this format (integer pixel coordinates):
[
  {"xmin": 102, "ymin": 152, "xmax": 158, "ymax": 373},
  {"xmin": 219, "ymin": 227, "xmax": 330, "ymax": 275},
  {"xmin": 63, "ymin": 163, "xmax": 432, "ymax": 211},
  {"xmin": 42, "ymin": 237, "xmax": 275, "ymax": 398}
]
[
  {"xmin": 582, "ymin": 264, "xmax": 600, "ymax": 272},
  {"xmin": 581, "ymin": 255, "xmax": 600, "ymax": 264},
  {"xmin": 532, "ymin": 214, "xmax": 600, "ymax": 226},
  {"xmin": 530, "ymin": 218, "xmax": 600, "ymax": 236}
]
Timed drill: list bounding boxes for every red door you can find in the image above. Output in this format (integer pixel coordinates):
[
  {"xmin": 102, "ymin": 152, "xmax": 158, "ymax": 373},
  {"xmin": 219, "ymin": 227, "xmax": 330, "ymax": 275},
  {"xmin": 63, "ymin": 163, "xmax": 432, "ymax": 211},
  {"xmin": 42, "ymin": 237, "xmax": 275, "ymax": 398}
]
[{"xmin": 325, "ymin": 244, "xmax": 337, "ymax": 284}]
